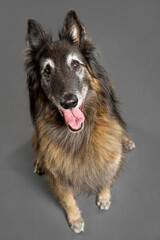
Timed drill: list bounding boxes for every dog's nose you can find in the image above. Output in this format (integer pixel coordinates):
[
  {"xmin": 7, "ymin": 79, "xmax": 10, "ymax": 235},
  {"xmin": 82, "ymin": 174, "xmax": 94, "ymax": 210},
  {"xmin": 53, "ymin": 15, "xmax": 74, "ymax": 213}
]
[{"xmin": 60, "ymin": 93, "xmax": 78, "ymax": 109}]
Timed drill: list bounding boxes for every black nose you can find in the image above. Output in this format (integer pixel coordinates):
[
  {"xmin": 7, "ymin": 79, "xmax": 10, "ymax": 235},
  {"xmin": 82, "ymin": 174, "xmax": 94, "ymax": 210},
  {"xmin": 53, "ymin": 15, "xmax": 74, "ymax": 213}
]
[{"xmin": 60, "ymin": 93, "xmax": 78, "ymax": 109}]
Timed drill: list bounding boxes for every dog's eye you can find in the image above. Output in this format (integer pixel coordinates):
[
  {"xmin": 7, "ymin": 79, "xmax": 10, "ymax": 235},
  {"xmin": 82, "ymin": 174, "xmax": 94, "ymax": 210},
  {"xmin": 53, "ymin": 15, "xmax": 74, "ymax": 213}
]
[
  {"xmin": 44, "ymin": 65, "xmax": 51, "ymax": 75},
  {"xmin": 71, "ymin": 60, "xmax": 80, "ymax": 69}
]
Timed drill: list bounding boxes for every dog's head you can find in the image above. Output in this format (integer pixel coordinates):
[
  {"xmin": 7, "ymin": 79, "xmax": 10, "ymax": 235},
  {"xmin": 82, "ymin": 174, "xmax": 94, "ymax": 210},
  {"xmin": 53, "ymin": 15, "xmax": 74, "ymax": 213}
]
[{"xmin": 25, "ymin": 10, "xmax": 116, "ymax": 132}]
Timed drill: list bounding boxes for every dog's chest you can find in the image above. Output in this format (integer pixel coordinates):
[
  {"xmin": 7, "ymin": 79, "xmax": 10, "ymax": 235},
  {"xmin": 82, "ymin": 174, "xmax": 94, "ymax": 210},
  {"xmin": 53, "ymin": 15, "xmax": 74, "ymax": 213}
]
[
  {"xmin": 48, "ymin": 136, "xmax": 122, "ymax": 194},
  {"xmin": 42, "ymin": 117, "xmax": 123, "ymax": 193}
]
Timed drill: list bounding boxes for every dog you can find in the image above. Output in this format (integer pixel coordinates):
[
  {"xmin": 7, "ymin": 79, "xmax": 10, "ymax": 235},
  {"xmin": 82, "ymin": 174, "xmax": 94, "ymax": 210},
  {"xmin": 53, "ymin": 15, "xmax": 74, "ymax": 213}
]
[{"xmin": 25, "ymin": 10, "xmax": 135, "ymax": 233}]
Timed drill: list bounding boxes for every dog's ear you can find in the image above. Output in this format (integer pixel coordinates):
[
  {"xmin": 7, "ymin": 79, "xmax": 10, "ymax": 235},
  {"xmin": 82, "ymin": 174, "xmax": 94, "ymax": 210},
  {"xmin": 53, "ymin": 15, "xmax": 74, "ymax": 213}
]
[
  {"xmin": 25, "ymin": 19, "xmax": 47, "ymax": 123},
  {"xmin": 59, "ymin": 10, "xmax": 86, "ymax": 46},
  {"xmin": 26, "ymin": 19, "xmax": 47, "ymax": 48}
]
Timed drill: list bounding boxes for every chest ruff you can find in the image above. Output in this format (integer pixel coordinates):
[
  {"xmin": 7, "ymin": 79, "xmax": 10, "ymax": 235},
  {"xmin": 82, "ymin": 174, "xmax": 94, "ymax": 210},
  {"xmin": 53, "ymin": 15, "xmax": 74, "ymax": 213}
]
[{"xmin": 33, "ymin": 112, "xmax": 125, "ymax": 194}]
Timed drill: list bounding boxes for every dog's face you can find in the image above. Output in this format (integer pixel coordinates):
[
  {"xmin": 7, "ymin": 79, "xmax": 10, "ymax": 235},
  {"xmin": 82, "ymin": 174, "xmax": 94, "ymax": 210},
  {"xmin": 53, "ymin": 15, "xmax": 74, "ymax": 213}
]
[
  {"xmin": 26, "ymin": 11, "xmax": 93, "ymax": 132},
  {"xmin": 40, "ymin": 42, "xmax": 89, "ymax": 132}
]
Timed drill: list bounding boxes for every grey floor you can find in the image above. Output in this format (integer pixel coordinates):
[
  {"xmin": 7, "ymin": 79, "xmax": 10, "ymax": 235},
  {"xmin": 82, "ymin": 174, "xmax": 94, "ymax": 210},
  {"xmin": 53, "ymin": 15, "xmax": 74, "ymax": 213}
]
[{"xmin": 0, "ymin": 1, "xmax": 160, "ymax": 239}]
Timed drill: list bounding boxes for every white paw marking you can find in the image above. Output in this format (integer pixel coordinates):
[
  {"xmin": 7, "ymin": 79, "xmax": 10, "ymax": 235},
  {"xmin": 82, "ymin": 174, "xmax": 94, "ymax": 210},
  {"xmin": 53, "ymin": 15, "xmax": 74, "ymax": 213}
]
[
  {"xmin": 70, "ymin": 218, "xmax": 85, "ymax": 233},
  {"xmin": 97, "ymin": 198, "xmax": 111, "ymax": 210},
  {"xmin": 128, "ymin": 140, "xmax": 136, "ymax": 150}
]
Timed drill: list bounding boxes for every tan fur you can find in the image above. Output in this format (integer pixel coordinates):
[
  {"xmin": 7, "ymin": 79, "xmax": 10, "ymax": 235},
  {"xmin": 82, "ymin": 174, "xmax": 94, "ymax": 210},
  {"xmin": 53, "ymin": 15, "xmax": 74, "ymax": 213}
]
[
  {"xmin": 98, "ymin": 185, "xmax": 111, "ymax": 202},
  {"xmin": 26, "ymin": 11, "xmax": 135, "ymax": 233},
  {"xmin": 33, "ymin": 74, "xmax": 128, "ymax": 193},
  {"xmin": 31, "ymin": 71, "xmax": 131, "ymax": 231},
  {"xmin": 46, "ymin": 173, "xmax": 84, "ymax": 232}
]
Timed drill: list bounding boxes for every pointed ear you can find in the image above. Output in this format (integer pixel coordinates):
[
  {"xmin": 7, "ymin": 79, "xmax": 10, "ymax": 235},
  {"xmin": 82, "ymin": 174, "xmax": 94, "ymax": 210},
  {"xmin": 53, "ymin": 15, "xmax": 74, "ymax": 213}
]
[
  {"xmin": 59, "ymin": 10, "xmax": 86, "ymax": 46},
  {"xmin": 26, "ymin": 19, "xmax": 47, "ymax": 48}
]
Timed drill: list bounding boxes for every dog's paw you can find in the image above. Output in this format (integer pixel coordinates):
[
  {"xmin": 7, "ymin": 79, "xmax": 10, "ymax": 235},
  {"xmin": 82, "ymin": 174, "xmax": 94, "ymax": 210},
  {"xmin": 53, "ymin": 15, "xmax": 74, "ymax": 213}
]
[
  {"xmin": 97, "ymin": 198, "xmax": 111, "ymax": 210},
  {"xmin": 124, "ymin": 138, "xmax": 136, "ymax": 151},
  {"xmin": 70, "ymin": 217, "xmax": 85, "ymax": 233},
  {"xmin": 127, "ymin": 140, "xmax": 135, "ymax": 150},
  {"xmin": 34, "ymin": 163, "xmax": 45, "ymax": 176}
]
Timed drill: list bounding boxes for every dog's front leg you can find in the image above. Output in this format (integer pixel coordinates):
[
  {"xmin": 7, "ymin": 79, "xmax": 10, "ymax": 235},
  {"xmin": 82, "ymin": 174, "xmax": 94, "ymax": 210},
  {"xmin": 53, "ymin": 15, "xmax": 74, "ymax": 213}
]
[
  {"xmin": 46, "ymin": 173, "xmax": 84, "ymax": 233},
  {"xmin": 96, "ymin": 184, "xmax": 112, "ymax": 210},
  {"xmin": 32, "ymin": 131, "xmax": 45, "ymax": 175},
  {"xmin": 34, "ymin": 158, "xmax": 45, "ymax": 175}
]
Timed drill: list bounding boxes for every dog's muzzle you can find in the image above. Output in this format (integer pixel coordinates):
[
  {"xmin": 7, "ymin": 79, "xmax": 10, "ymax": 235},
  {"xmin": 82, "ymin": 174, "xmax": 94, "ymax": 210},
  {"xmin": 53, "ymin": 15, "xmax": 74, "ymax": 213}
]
[{"xmin": 59, "ymin": 93, "xmax": 85, "ymax": 132}]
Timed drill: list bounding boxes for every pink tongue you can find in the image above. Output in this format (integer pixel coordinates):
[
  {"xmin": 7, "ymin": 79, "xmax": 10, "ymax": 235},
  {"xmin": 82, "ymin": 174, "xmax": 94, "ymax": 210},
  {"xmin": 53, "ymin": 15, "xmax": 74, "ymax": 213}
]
[{"xmin": 63, "ymin": 108, "xmax": 85, "ymax": 130}]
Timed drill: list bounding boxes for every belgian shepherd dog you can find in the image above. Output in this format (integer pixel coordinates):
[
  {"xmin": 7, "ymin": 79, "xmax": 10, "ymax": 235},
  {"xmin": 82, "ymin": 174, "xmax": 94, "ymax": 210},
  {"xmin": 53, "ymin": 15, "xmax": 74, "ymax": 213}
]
[{"xmin": 25, "ymin": 10, "xmax": 135, "ymax": 233}]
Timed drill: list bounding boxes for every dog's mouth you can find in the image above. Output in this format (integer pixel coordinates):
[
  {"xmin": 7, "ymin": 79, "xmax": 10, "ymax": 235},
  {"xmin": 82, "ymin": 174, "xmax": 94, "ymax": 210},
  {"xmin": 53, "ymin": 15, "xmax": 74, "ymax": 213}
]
[{"xmin": 60, "ymin": 103, "xmax": 85, "ymax": 132}]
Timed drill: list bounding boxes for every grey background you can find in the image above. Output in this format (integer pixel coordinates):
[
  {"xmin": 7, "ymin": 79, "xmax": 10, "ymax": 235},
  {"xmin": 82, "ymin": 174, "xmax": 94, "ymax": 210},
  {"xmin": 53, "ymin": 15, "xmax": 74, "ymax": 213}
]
[{"xmin": 0, "ymin": 0, "xmax": 160, "ymax": 239}]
